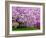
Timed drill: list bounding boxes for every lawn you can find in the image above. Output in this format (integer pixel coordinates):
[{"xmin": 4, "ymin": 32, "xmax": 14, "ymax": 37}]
[{"xmin": 12, "ymin": 26, "xmax": 38, "ymax": 31}]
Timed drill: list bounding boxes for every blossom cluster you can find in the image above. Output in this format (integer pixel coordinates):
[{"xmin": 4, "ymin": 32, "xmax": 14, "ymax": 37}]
[{"xmin": 12, "ymin": 7, "xmax": 40, "ymax": 26}]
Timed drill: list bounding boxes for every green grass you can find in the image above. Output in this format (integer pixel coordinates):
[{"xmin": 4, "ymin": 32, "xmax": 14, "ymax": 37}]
[{"xmin": 12, "ymin": 26, "xmax": 38, "ymax": 31}]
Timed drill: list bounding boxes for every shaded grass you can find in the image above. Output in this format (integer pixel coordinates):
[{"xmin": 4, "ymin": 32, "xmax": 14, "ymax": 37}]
[{"xmin": 12, "ymin": 26, "xmax": 38, "ymax": 31}]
